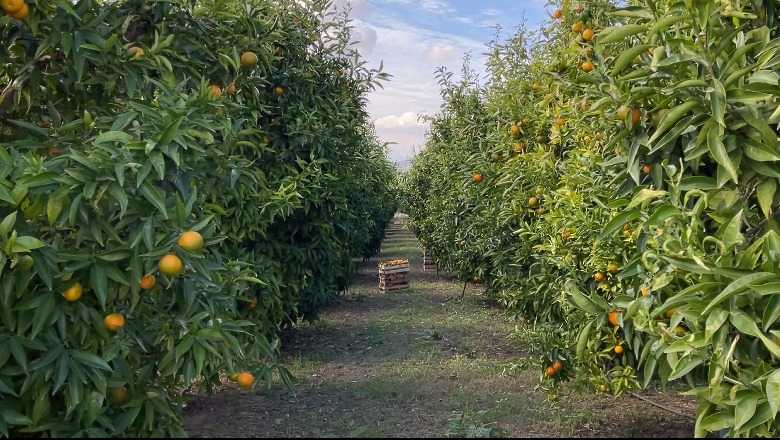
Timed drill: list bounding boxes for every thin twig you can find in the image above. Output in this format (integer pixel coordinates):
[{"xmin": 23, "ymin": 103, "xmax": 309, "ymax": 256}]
[{"xmin": 630, "ymin": 392, "xmax": 695, "ymax": 421}]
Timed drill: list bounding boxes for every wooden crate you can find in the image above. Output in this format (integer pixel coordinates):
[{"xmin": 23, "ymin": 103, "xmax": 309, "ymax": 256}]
[
  {"xmin": 422, "ymin": 249, "xmax": 435, "ymax": 271},
  {"xmin": 378, "ymin": 261, "xmax": 411, "ymax": 292}
]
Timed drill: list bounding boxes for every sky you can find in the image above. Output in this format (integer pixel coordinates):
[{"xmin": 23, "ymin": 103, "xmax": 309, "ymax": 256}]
[{"xmin": 330, "ymin": 0, "xmax": 551, "ymax": 166}]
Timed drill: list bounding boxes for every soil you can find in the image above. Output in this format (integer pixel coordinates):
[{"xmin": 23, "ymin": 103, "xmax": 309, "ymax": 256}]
[{"xmin": 184, "ymin": 214, "xmax": 705, "ymax": 438}]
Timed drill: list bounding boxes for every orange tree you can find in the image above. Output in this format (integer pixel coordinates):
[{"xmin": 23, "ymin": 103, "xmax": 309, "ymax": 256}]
[
  {"xmin": 0, "ymin": 0, "xmax": 395, "ymax": 437},
  {"xmin": 402, "ymin": 0, "xmax": 780, "ymax": 436}
]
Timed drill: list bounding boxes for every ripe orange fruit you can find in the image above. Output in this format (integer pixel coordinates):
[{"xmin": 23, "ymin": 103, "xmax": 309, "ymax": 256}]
[
  {"xmin": 63, "ymin": 283, "xmax": 83, "ymax": 302},
  {"xmin": 509, "ymin": 124, "xmax": 521, "ymax": 136},
  {"xmin": 528, "ymin": 197, "xmax": 539, "ymax": 207},
  {"xmin": 240, "ymin": 51, "xmax": 258, "ymax": 68},
  {"xmin": 140, "ymin": 275, "xmax": 156, "ymax": 290},
  {"xmin": 674, "ymin": 325, "xmax": 686, "ymax": 335},
  {"xmin": 513, "ymin": 143, "xmax": 525, "ymax": 153},
  {"xmin": 552, "ymin": 360, "xmax": 564, "ymax": 372},
  {"xmin": 178, "ymin": 230, "xmax": 204, "ymax": 252},
  {"xmin": 608, "ymin": 310, "xmax": 620, "ymax": 326},
  {"xmin": 128, "ymin": 46, "xmax": 144, "ymax": 58},
  {"xmin": 159, "ymin": 254, "xmax": 183, "ymax": 276},
  {"xmin": 249, "ymin": 297, "xmax": 258, "ymax": 309},
  {"xmin": 640, "ymin": 287, "xmax": 649, "ymax": 296},
  {"xmin": 582, "ymin": 29, "xmax": 595, "ymax": 41},
  {"xmin": 104, "ymin": 313, "xmax": 125, "ymax": 331},
  {"xmin": 473, "ymin": 173, "xmax": 483, "ymax": 183},
  {"xmin": 553, "ymin": 9, "xmax": 563, "ymax": 19},
  {"xmin": 226, "ymin": 83, "xmax": 236, "ymax": 95},
  {"xmin": 208, "ymin": 84, "xmax": 222, "ymax": 98},
  {"xmin": 236, "ymin": 372, "xmax": 254, "ymax": 389},
  {"xmin": 631, "ymin": 108, "xmax": 642, "ymax": 124},
  {"xmin": 9, "ymin": 3, "xmax": 27, "ymax": 18},
  {"xmin": 1, "ymin": 0, "xmax": 24, "ymax": 13},
  {"xmin": 642, "ymin": 163, "xmax": 652, "ymax": 174},
  {"xmin": 531, "ymin": 83, "xmax": 541, "ymax": 91},
  {"xmin": 111, "ymin": 386, "xmax": 130, "ymax": 404},
  {"xmin": 614, "ymin": 345, "xmax": 624, "ymax": 354},
  {"xmin": 554, "ymin": 117, "xmax": 566, "ymax": 126},
  {"xmin": 581, "ymin": 61, "xmax": 594, "ymax": 72},
  {"xmin": 561, "ymin": 231, "xmax": 571, "ymax": 239},
  {"xmin": 522, "ymin": 117, "xmax": 530, "ymax": 124},
  {"xmin": 491, "ymin": 152, "xmax": 500, "ymax": 162},
  {"xmin": 664, "ymin": 307, "xmax": 678, "ymax": 319},
  {"xmin": 274, "ymin": 86, "xmax": 284, "ymax": 96},
  {"xmin": 607, "ymin": 262, "xmax": 619, "ymax": 274},
  {"xmin": 48, "ymin": 146, "xmax": 61, "ymax": 155},
  {"xmin": 594, "ymin": 271, "xmax": 605, "ymax": 282},
  {"xmin": 545, "ymin": 366, "xmax": 556, "ymax": 377},
  {"xmin": 583, "ymin": 136, "xmax": 592, "ymax": 143},
  {"xmin": 571, "ymin": 21, "xmax": 583, "ymax": 33}
]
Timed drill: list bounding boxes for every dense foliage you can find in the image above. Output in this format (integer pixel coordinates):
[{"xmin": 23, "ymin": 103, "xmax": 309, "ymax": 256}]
[
  {"xmin": 402, "ymin": 0, "xmax": 780, "ymax": 436},
  {"xmin": 0, "ymin": 0, "xmax": 395, "ymax": 436}
]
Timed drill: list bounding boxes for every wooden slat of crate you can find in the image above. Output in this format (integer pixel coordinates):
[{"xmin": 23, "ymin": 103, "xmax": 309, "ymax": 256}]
[
  {"xmin": 380, "ymin": 274, "xmax": 409, "ymax": 281},
  {"xmin": 379, "ymin": 276, "xmax": 409, "ymax": 282},
  {"xmin": 378, "ymin": 266, "xmax": 410, "ymax": 274},
  {"xmin": 380, "ymin": 283, "xmax": 410, "ymax": 292}
]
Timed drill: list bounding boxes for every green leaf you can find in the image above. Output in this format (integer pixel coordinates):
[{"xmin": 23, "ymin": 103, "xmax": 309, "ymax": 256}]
[
  {"xmin": 70, "ymin": 350, "xmax": 112, "ymax": 371},
  {"xmin": 0, "ymin": 211, "xmax": 17, "ymax": 237},
  {"xmin": 93, "ymin": 131, "xmax": 133, "ymax": 146},
  {"xmin": 31, "ymin": 296, "xmax": 55, "ymax": 339},
  {"xmin": 734, "ymin": 396, "xmax": 759, "ymax": 432},
  {"xmin": 627, "ymin": 188, "xmax": 668, "ymax": 209},
  {"xmin": 648, "ymin": 101, "xmax": 701, "ymax": 145},
  {"xmin": 158, "ymin": 116, "xmax": 184, "ymax": 149},
  {"xmin": 139, "ymin": 182, "xmax": 169, "ymax": 220},
  {"xmin": 705, "ymin": 308, "xmax": 729, "ymax": 342},
  {"xmin": 668, "ymin": 354, "xmax": 703, "ymax": 380},
  {"xmin": 612, "ymin": 45, "xmax": 654, "ymax": 76},
  {"xmin": 707, "ymin": 122, "xmax": 738, "ymax": 184},
  {"xmin": 767, "ymin": 370, "xmax": 780, "ymax": 418},
  {"xmin": 762, "ymin": 295, "xmax": 780, "ymax": 331},
  {"xmin": 566, "ymin": 281, "xmax": 601, "ymax": 314},
  {"xmin": 0, "ymin": 409, "xmax": 32, "ymax": 426},
  {"xmin": 644, "ymin": 204, "xmax": 681, "ymax": 226},
  {"xmin": 647, "ymin": 15, "xmax": 685, "ymax": 38},
  {"xmin": 91, "ymin": 264, "xmax": 108, "ymax": 308},
  {"xmin": 576, "ymin": 321, "xmax": 594, "ymax": 360},
  {"xmin": 700, "ymin": 411, "xmax": 734, "ymax": 432},
  {"xmin": 599, "ymin": 210, "xmax": 642, "ymax": 240},
  {"xmin": 711, "ymin": 79, "xmax": 726, "ymax": 127},
  {"xmin": 757, "ymin": 179, "xmax": 777, "ymax": 219},
  {"xmin": 597, "ymin": 24, "xmax": 647, "ymax": 45},
  {"xmin": 703, "ymin": 272, "xmax": 777, "ymax": 314}
]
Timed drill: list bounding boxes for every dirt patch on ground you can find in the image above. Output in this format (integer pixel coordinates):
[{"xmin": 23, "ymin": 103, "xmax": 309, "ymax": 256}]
[{"xmin": 184, "ymin": 215, "xmax": 704, "ymax": 438}]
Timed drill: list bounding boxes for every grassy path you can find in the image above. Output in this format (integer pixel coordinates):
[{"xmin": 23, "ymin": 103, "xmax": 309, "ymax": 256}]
[{"xmin": 184, "ymin": 215, "xmax": 700, "ymax": 438}]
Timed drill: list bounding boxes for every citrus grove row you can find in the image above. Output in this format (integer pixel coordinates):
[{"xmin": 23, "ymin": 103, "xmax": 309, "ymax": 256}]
[
  {"xmin": 0, "ymin": 0, "xmax": 397, "ymax": 437},
  {"xmin": 402, "ymin": 0, "xmax": 780, "ymax": 437}
]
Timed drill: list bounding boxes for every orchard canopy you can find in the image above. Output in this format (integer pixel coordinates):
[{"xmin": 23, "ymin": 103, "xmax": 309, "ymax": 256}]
[
  {"xmin": 401, "ymin": 0, "xmax": 780, "ymax": 438},
  {"xmin": 0, "ymin": 0, "xmax": 396, "ymax": 437}
]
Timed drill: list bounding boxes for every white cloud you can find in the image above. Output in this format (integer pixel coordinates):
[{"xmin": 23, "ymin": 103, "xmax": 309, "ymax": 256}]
[
  {"xmin": 374, "ymin": 111, "xmax": 427, "ymax": 128},
  {"xmin": 351, "ymin": 25, "xmax": 377, "ymax": 56},
  {"xmin": 360, "ymin": 14, "xmax": 487, "ymax": 162},
  {"xmin": 424, "ymin": 43, "xmax": 462, "ymax": 63}
]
